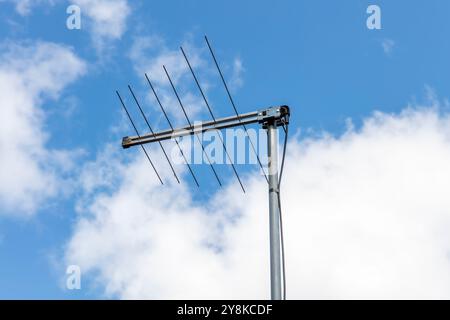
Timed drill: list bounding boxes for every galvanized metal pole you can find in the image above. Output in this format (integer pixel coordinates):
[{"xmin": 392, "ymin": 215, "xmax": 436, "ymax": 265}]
[{"xmin": 267, "ymin": 123, "xmax": 282, "ymax": 300}]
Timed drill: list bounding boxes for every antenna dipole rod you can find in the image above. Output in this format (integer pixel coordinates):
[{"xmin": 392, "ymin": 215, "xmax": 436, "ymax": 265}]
[
  {"xmin": 163, "ymin": 65, "xmax": 222, "ymax": 187},
  {"xmin": 205, "ymin": 35, "xmax": 269, "ymax": 184},
  {"xmin": 144, "ymin": 73, "xmax": 200, "ymax": 187},
  {"xmin": 116, "ymin": 91, "xmax": 164, "ymax": 185},
  {"xmin": 128, "ymin": 85, "xmax": 180, "ymax": 184},
  {"xmin": 180, "ymin": 46, "xmax": 245, "ymax": 193}
]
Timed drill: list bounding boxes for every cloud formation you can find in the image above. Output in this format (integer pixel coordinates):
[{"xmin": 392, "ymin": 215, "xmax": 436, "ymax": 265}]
[
  {"xmin": 0, "ymin": 0, "xmax": 56, "ymax": 15},
  {"xmin": 66, "ymin": 100, "xmax": 450, "ymax": 299},
  {"xmin": 229, "ymin": 57, "xmax": 244, "ymax": 92},
  {"xmin": 127, "ymin": 36, "xmax": 210, "ymax": 125},
  {"xmin": 0, "ymin": 41, "xmax": 86, "ymax": 216},
  {"xmin": 73, "ymin": 0, "xmax": 131, "ymax": 53},
  {"xmin": 382, "ymin": 38, "xmax": 395, "ymax": 56},
  {"xmin": 1, "ymin": 0, "xmax": 131, "ymax": 54},
  {"xmin": 126, "ymin": 35, "xmax": 245, "ymax": 129}
]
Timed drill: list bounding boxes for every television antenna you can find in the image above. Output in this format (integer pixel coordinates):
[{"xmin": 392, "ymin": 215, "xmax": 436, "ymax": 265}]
[{"xmin": 118, "ymin": 36, "xmax": 290, "ymax": 300}]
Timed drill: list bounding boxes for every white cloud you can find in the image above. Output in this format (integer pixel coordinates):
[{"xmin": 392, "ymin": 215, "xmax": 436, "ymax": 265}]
[
  {"xmin": 382, "ymin": 38, "xmax": 395, "ymax": 56},
  {"xmin": 66, "ymin": 100, "xmax": 450, "ymax": 299},
  {"xmin": 0, "ymin": 40, "xmax": 86, "ymax": 216},
  {"xmin": 127, "ymin": 36, "xmax": 211, "ymax": 125},
  {"xmin": 127, "ymin": 35, "xmax": 244, "ymax": 128},
  {"xmin": 1, "ymin": 0, "xmax": 131, "ymax": 54},
  {"xmin": 128, "ymin": 36, "xmax": 191, "ymax": 87},
  {"xmin": 73, "ymin": 0, "xmax": 130, "ymax": 53},
  {"xmin": 229, "ymin": 57, "xmax": 244, "ymax": 92},
  {"xmin": 0, "ymin": 0, "xmax": 57, "ymax": 15}
]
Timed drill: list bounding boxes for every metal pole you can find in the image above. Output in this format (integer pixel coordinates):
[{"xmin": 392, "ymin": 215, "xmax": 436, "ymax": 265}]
[{"xmin": 267, "ymin": 123, "xmax": 282, "ymax": 300}]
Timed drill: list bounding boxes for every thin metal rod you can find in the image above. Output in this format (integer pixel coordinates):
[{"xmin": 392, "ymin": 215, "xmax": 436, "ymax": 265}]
[
  {"xmin": 180, "ymin": 47, "xmax": 216, "ymax": 121},
  {"xmin": 116, "ymin": 90, "xmax": 164, "ymax": 185},
  {"xmin": 205, "ymin": 35, "xmax": 269, "ymax": 184},
  {"xmin": 163, "ymin": 65, "xmax": 222, "ymax": 187},
  {"xmin": 278, "ymin": 124, "xmax": 289, "ymax": 300},
  {"xmin": 126, "ymin": 109, "xmax": 259, "ymax": 142},
  {"xmin": 123, "ymin": 116, "xmax": 261, "ymax": 147},
  {"xmin": 122, "ymin": 105, "xmax": 288, "ymax": 147},
  {"xmin": 267, "ymin": 123, "xmax": 282, "ymax": 300},
  {"xmin": 180, "ymin": 46, "xmax": 245, "ymax": 193},
  {"xmin": 144, "ymin": 73, "xmax": 200, "ymax": 187},
  {"xmin": 128, "ymin": 85, "xmax": 180, "ymax": 184}
]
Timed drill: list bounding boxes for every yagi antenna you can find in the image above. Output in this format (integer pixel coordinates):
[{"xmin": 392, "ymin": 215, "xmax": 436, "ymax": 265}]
[{"xmin": 119, "ymin": 37, "xmax": 290, "ymax": 300}]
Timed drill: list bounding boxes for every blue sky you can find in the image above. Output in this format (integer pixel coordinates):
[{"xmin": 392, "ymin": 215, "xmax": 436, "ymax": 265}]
[{"xmin": 1, "ymin": 0, "xmax": 450, "ymax": 299}]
